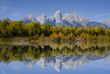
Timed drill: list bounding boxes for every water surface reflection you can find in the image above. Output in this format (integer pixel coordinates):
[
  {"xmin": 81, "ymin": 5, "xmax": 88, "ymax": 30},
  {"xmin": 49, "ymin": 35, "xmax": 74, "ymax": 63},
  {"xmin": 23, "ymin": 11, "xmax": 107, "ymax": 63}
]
[{"xmin": 0, "ymin": 44, "xmax": 110, "ymax": 74}]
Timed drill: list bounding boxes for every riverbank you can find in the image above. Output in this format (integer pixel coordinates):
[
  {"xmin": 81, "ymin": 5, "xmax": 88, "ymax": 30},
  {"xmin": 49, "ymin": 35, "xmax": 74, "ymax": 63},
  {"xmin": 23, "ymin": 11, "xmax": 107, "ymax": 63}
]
[{"xmin": 0, "ymin": 37, "xmax": 110, "ymax": 49}]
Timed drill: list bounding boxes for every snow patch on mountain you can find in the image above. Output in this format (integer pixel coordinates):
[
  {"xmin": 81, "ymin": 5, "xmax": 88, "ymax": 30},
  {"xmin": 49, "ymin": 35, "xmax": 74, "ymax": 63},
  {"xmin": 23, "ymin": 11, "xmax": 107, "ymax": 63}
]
[
  {"xmin": 104, "ymin": 20, "xmax": 110, "ymax": 27},
  {"xmin": 22, "ymin": 10, "xmax": 109, "ymax": 28},
  {"xmin": 23, "ymin": 14, "xmax": 37, "ymax": 24}
]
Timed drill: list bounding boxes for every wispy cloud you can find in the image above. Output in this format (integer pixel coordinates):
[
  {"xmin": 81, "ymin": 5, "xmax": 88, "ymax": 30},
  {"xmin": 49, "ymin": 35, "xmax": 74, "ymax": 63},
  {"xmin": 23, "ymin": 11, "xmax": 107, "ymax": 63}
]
[
  {"xmin": 13, "ymin": 11, "xmax": 21, "ymax": 17},
  {"xmin": 0, "ymin": 0, "xmax": 14, "ymax": 12},
  {"xmin": 91, "ymin": 13, "xmax": 110, "ymax": 19},
  {"xmin": 0, "ymin": 0, "xmax": 13, "ymax": 4},
  {"xmin": 0, "ymin": 6, "xmax": 21, "ymax": 19},
  {"xmin": 0, "ymin": 6, "xmax": 7, "ymax": 13},
  {"xmin": 0, "ymin": 6, "xmax": 16, "ymax": 13}
]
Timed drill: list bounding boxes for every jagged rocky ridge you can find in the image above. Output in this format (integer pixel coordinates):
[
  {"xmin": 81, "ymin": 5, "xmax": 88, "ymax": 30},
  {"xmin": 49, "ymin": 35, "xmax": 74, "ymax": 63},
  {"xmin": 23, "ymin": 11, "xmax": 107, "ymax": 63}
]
[
  {"xmin": 23, "ymin": 54, "xmax": 110, "ymax": 72},
  {"xmin": 23, "ymin": 10, "xmax": 109, "ymax": 28}
]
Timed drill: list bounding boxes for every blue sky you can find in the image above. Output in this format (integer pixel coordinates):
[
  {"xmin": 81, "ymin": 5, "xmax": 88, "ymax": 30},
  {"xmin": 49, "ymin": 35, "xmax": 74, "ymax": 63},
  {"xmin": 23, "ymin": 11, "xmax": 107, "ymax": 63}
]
[{"xmin": 0, "ymin": 0, "xmax": 110, "ymax": 22}]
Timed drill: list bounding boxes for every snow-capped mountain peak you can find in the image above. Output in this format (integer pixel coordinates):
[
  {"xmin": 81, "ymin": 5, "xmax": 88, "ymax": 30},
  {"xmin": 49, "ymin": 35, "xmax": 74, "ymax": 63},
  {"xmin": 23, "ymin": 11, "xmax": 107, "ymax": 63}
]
[
  {"xmin": 22, "ymin": 10, "xmax": 109, "ymax": 28},
  {"xmin": 37, "ymin": 14, "xmax": 48, "ymax": 24},
  {"xmin": 54, "ymin": 10, "xmax": 63, "ymax": 23},
  {"xmin": 25, "ymin": 14, "xmax": 36, "ymax": 21},
  {"xmin": 23, "ymin": 14, "xmax": 36, "ymax": 24},
  {"xmin": 64, "ymin": 13, "xmax": 90, "ymax": 25}
]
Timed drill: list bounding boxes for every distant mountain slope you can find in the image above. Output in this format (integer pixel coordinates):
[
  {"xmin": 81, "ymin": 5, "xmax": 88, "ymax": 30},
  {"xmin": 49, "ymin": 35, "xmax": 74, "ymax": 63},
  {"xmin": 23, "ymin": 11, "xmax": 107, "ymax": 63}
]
[
  {"xmin": 23, "ymin": 15, "xmax": 37, "ymax": 24},
  {"xmin": 104, "ymin": 20, "xmax": 110, "ymax": 27},
  {"xmin": 22, "ymin": 10, "xmax": 109, "ymax": 28}
]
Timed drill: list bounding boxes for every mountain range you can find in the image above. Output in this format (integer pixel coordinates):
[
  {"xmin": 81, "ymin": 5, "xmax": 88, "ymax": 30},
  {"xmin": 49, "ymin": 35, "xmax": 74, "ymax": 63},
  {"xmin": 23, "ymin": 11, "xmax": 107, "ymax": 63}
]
[
  {"xmin": 23, "ymin": 10, "xmax": 109, "ymax": 28},
  {"xmin": 22, "ymin": 54, "xmax": 110, "ymax": 72}
]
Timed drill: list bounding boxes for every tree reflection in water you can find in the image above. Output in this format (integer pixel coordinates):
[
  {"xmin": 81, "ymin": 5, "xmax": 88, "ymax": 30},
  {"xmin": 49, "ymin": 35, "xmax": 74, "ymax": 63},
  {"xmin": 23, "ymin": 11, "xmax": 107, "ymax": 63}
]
[{"xmin": 0, "ymin": 43, "xmax": 110, "ymax": 71}]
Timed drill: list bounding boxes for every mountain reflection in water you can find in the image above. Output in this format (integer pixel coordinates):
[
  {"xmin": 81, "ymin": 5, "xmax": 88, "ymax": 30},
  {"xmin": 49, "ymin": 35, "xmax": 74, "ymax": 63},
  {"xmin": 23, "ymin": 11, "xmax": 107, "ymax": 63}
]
[{"xmin": 0, "ymin": 43, "xmax": 110, "ymax": 73}]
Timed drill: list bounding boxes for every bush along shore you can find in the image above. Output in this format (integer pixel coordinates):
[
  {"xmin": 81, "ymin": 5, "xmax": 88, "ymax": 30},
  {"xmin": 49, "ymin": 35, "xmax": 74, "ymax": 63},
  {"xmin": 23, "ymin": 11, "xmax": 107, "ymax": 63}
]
[{"xmin": 0, "ymin": 19, "xmax": 110, "ymax": 43}]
